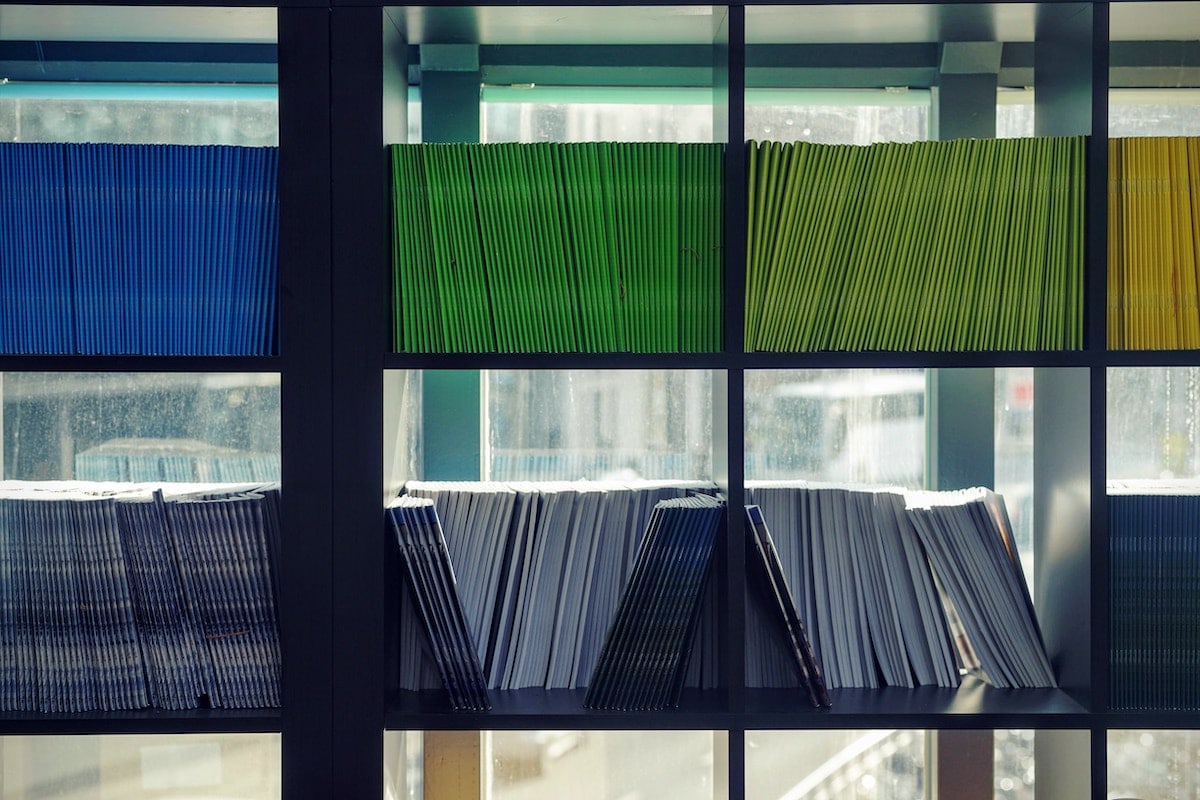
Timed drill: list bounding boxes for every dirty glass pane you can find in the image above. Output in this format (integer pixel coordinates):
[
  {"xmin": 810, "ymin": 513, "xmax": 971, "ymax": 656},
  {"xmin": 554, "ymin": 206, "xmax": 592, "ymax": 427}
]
[
  {"xmin": 485, "ymin": 370, "xmax": 712, "ymax": 481},
  {"xmin": 745, "ymin": 89, "xmax": 930, "ymax": 145},
  {"xmin": 745, "ymin": 369, "xmax": 926, "ymax": 488},
  {"xmin": 0, "ymin": 86, "xmax": 278, "ymax": 146},
  {"xmin": 1108, "ymin": 368, "xmax": 1200, "ymax": 480},
  {"xmin": 483, "ymin": 92, "xmax": 714, "ymax": 143},
  {"xmin": 1, "ymin": 372, "xmax": 280, "ymax": 482}
]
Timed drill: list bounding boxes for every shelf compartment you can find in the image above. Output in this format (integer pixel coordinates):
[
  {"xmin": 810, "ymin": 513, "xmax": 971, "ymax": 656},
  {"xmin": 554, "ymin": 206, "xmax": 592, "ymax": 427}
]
[
  {"xmin": 1107, "ymin": 366, "xmax": 1200, "ymax": 711},
  {"xmin": 742, "ymin": 4, "xmax": 1091, "ymax": 354},
  {"xmin": 385, "ymin": 5, "xmax": 727, "ymax": 356},
  {"xmin": 0, "ymin": 371, "xmax": 282, "ymax": 714},
  {"xmin": 0, "ymin": 6, "xmax": 280, "ymax": 358}
]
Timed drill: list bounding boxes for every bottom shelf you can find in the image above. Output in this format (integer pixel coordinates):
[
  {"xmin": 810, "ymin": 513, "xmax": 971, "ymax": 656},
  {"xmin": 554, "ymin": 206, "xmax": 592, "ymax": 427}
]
[
  {"xmin": 0, "ymin": 707, "xmax": 281, "ymax": 735},
  {"xmin": 386, "ymin": 677, "xmax": 1090, "ymax": 730}
]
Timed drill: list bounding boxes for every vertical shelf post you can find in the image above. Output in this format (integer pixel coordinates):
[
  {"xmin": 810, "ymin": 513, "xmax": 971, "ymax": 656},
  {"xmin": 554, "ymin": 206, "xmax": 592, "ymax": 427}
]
[
  {"xmin": 279, "ymin": 7, "xmax": 335, "ymax": 797},
  {"xmin": 716, "ymin": 2, "xmax": 746, "ymax": 720},
  {"xmin": 418, "ymin": 39, "xmax": 483, "ymax": 481},
  {"xmin": 331, "ymin": 6, "xmax": 387, "ymax": 797}
]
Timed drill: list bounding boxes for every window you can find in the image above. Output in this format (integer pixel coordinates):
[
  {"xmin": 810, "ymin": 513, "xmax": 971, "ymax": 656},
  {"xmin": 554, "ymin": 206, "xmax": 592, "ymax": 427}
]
[
  {"xmin": 484, "ymin": 370, "xmax": 713, "ymax": 482},
  {"xmin": 0, "ymin": 734, "xmax": 280, "ymax": 799},
  {"xmin": 2, "ymin": 372, "xmax": 280, "ymax": 482}
]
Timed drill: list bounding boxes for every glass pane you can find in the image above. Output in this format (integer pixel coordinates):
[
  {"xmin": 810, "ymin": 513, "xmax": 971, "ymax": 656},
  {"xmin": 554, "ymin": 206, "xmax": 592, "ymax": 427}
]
[
  {"xmin": 491, "ymin": 731, "xmax": 718, "ymax": 800},
  {"xmin": 745, "ymin": 369, "xmax": 925, "ymax": 488},
  {"xmin": 996, "ymin": 89, "xmax": 1035, "ymax": 139},
  {"xmin": 1108, "ymin": 730, "xmax": 1200, "ymax": 799},
  {"xmin": 0, "ymin": 7, "xmax": 277, "ymax": 146},
  {"xmin": 485, "ymin": 370, "xmax": 712, "ymax": 481},
  {"xmin": 0, "ymin": 733, "xmax": 280, "ymax": 799},
  {"xmin": 384, "ymin": 731, "xmax": 423, "ymax": 800},
  {"xmin": 384, "ymin": 731, "xmax": 720, "ymax": 800},
  {"xmin": 745, "ymin": 730, "xmax": 924, "ymax": 800},
  {"xmin": 745, "ymin": 89, "xmax": 930, "ymax": 145},
  {"xmin": 0, "ymin": 84, "xmax": 278, "ymax": 146},
  {"xmin": 1110, "ymin": 90, "xmax": 1200, "ymax": 137},
  {"xmin": 2, "ymin": 372, "xmax": 281, "ymax": 482},
  {"xmin": 483, "ymin": 88, "xmax": 714, "ymax": 144},
  {"xmin": 1107, "ymin": 367, "xmax": 1200, "ymax": 480},
  {"xmin": 995, "ymin": 368, "xmax": 1035, "ymax": 584},
  {"xmin": 993, "ymin": 729, "xmax": 1036, "ymax": 798}
]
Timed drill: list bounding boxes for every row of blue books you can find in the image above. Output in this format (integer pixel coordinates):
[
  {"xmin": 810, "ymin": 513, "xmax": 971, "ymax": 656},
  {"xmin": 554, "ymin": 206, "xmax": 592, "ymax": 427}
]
[
  {"xmin": 0, "ymin": 142, "xmax": 278, "ymax": 355},
  {"xmin": 0, "ymin": 482, "xmax": 281, "ymax": 712}
]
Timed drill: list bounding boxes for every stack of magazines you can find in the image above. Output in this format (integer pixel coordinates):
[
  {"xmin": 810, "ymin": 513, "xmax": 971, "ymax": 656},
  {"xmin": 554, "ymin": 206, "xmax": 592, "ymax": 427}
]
[
  {"xmin": 744, "ymin": 136, "xmax": 1084, "ymax": 351},
  {"xmin": 747, "ymin": 482, "xmax": 1054, "ymax": 690},
  {"xmin": 0, "ymin": 142, "xmax": 278, "ymax": 356},
  {"xmin": 1109, "ymin": 480, "xmax": 1200, "ymax": 709},
  {"xmin": 391, "ymin": 142, "xmax": 723, "ymax": 353},
  {"xmin": 0, "ymin": 481, "xmax": 281, "ymax": 712},
  {"xmin": 585, "ymin": 494, "xmax": 725, "ymax": 711},
  {"xmin": 391, "ymin": 480, "xmax": 720, "ymax": 696},
  {"xmin": 387, "ymin": 496, "xmax": 489, "ymax": 711}
]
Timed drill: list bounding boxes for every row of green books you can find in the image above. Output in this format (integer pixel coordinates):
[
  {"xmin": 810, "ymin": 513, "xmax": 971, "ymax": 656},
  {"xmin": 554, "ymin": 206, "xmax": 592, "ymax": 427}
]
[
  {"xmin": 392, "ymin": 137, "xmax": 1088, "ymax": 353},
  {"xmin": 745, "ymin": 136, "xmax": 1085, "ymax": 352},
  {"xmin": 391, "ymin": 142, "xmax": 723, "ymax": 353}
]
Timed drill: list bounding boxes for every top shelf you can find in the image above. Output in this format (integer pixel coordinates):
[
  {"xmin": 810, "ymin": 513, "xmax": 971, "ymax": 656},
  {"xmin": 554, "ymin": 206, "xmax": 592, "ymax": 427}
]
[{"xmin": 0, "ymin": 5, "xmax": 277, "ymax": 43}]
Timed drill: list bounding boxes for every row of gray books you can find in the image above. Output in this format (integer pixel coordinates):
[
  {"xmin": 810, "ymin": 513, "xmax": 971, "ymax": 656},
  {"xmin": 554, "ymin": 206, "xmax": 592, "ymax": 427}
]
[
  {"xmin": 747, "ymin": 482, "xmax": 1054, "ymax": 690},
  {"xmin": 0, "ymin": 481, "xmax": 281, "ymax": 712},
  {"xmin": 390, "ymin": 480, "xmax": 722, "ymax": 704}
]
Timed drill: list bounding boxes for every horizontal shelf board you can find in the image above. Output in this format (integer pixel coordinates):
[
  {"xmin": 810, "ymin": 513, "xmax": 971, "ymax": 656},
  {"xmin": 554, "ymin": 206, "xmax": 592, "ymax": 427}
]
[
  {"xmin": 745, "ymin": 3, "xmax": 1039, "ymax": 45},
  {"xmin": 0, "ymin": 708, "xmax": 281, "ymax": 736},
  {"xmin": 1104, "ymin": 349, "xmax": 1200, "ymax": 367},
  {"xmin": 385, "ymin": 351, "xmax": 730, "ymax": 370},
  {"xmin": 745, "ymin": 678, "xmax": 1091, "ymax": 725},
  {"xmin": 384, "ymin": 349, "xmax": 1113, "ymax": 371},
  {"xmin": 0, "ymin": 5, "xmax": 277, "ymax": 43},
  {"xmin": 1102, "ymin": 709, "xmax": 1200, "ymax": 728},
  {"xmin": 387, "ymin": 681, "xmax": 1092, "ymax": 729},
  {"xmin": 0, "ymin": 355, "xmax": 283, "ymax": 373},
  {"xmin": 387, "ymin": 5, "xmax": 722, "ymax": 47},
  {"xmin": 387, "ymin": 688, "xmax": 731, "ymax": 729},
  {"xmin": 743, "ymin": 349, "xmax": 1098, "ymax": 370}
]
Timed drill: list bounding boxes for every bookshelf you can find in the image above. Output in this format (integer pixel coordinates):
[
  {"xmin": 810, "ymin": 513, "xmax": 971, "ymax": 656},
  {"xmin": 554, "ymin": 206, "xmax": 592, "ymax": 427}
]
[{"xmin": 3, "ymin": 0, "xmax": 1200, "ymax": 797}]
